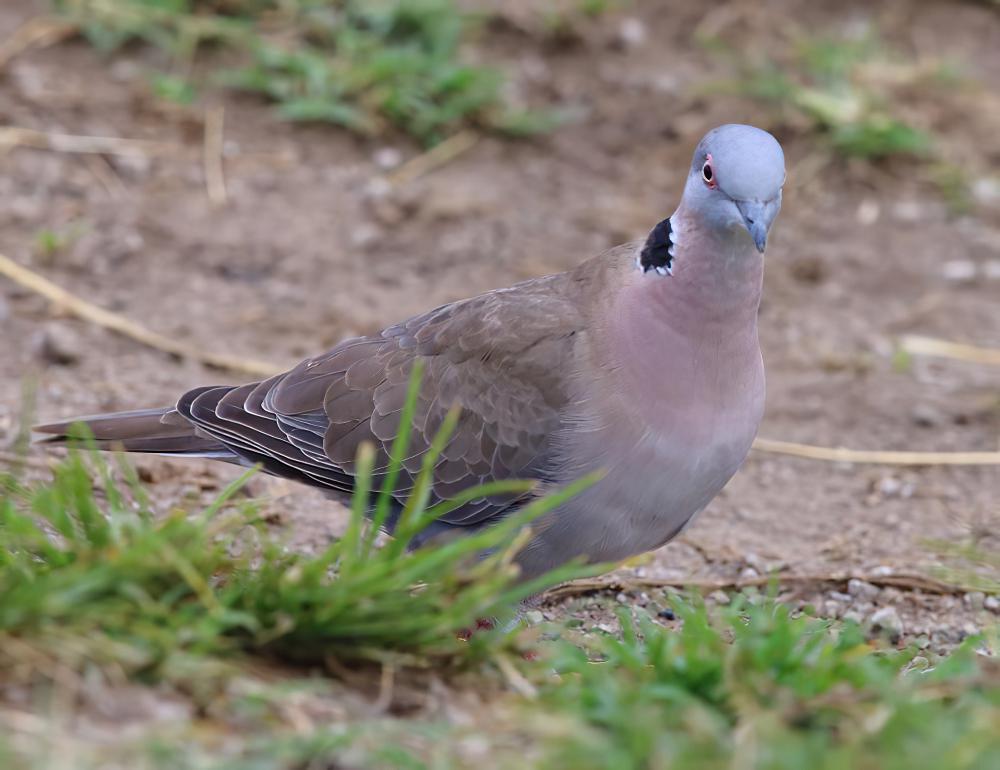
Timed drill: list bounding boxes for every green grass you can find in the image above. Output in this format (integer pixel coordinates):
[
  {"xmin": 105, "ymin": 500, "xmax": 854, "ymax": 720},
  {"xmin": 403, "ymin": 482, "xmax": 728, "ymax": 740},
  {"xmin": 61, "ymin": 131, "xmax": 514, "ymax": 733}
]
[
  {"xmin": 0, "ymin": 368, "xmax": 594, "ymax": 690},
  {"xmin": 537, "ymin": 600, "xmax": 1000, "ymax": 769},
  {"xmin": 2, "ymin": 369, "xmax": 998, "ymax": 768},
  {"xmin": 708, "ymin": 30, "xmax": 939, "ymax": 160},
  {"xmin": 51, "ymin": 0, "xmax": 558, "ymax": 144}
]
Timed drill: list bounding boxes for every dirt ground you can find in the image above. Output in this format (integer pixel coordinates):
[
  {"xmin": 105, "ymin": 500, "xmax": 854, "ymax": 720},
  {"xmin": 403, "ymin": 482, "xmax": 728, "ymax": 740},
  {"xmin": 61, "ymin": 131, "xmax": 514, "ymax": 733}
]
[{"xmin": 1, "ymin": 0, "xmax": 998, "ymax": 657}]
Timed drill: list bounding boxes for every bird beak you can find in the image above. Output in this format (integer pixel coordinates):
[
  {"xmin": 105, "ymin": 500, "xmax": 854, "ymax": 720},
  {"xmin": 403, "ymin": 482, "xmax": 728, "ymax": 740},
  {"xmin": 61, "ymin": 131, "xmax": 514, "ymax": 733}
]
[{"xmin": 736, "ymin": 198, "xmax": 778, "ymax": 253}]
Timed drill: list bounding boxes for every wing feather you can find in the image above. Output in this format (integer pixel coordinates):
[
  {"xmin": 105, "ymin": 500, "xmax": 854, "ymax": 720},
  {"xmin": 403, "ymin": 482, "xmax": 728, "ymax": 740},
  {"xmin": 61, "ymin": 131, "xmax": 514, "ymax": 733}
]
[{"xmin": 171, "ymin": 268, "xmax": 593, "ymax": 527}]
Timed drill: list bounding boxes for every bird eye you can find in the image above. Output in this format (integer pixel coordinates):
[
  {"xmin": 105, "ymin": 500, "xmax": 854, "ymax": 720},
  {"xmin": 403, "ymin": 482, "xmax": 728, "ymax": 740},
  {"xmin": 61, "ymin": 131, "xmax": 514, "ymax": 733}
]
[{"xmin": 702, "ymin": 161, "xmax": 715, "ymax": 187}]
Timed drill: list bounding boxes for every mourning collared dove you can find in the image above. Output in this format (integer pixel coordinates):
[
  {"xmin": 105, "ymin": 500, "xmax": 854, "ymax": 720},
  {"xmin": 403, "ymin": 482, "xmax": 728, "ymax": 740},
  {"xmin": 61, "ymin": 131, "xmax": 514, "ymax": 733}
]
[{"xmin": 37, "ymin": 124, "xmax": 785, "ymax": 580}]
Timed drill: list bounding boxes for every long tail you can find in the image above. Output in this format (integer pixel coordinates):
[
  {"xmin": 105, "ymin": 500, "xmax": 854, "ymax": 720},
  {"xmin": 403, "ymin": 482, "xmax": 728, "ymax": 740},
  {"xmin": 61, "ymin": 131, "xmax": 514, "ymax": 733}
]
[{"xmin": 34, "ymin": 407, "xmax": 233, "ymax": 459}]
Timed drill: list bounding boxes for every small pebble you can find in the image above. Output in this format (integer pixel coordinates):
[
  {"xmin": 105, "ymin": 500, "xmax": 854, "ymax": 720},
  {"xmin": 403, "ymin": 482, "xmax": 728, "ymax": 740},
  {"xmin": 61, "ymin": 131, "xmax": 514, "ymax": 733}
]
[
  {"xmin": 911, "ymin": 404, "xmax": 942, "ymax": 428},
  {"xmin": 878, "ymin": 476, "xmax": 902, "ymax": 497},
  {"xmin": 616, "ymin": 17, "xmax": 648, "ymax": 49},
  {"xmin": 961, "ymin": 622, "xmax": 980, "ymax": 639},
  {"xmin": 708, "ymin": 590, "xmax": 730, "ymax": 605},
  {"xmin": 525, "ymin": 610, "xmax": 544, "ymax": 625},
  {"xmin": 847, "ymin": 578, "xmax": 880, "ymax": 601},
  {"xmin": 856, "ymin": 199, "xmax": 880, "ymax": 225},
  {"xmin": 942, "ymin": 259, "xmax": 977, "ymax": 284},
  {"xmin": 964, "ymin": 592, "xmax": 985, "ymax": 611},
  {"xmin": 984, "ymin": 595, "xmax": 999, "ymax": 612},
  {"xmin": 657, "ymin": 608, "xmax": 676, "ymax": 621},
  {"xmin": 870, "ymin": 606, "xmax": 903, "ymax": 640},
  {"xmin": 971, "ymin": 177, "xmax": 1000, "ymax": 206},
  {"xmin": 33, "ymin": 323, "xmax": 81, "ymax": 366},
  {"xmin": 372, "ymin": 147, "xmax": 403, "ymax": 170}
]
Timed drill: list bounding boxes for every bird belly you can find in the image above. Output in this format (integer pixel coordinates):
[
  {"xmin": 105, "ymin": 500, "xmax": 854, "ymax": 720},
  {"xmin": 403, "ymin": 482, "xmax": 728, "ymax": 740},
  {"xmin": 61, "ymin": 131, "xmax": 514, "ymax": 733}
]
[{"xmin": 515, "ymin": 417, "xmax": 757, "ymax": 579}]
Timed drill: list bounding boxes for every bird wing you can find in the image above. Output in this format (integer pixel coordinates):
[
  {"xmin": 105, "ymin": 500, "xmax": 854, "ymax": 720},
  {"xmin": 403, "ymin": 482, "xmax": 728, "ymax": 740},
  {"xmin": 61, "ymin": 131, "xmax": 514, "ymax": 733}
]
[{"xmin": 176, "ymin": 271, "xmax": 588, "ymax": 525}]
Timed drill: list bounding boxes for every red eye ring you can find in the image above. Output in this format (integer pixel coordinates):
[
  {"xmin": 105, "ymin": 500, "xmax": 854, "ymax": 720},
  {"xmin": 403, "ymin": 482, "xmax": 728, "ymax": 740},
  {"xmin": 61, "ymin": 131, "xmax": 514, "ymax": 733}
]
[{"xmin": 702, "ymin": 154, "xmax": 717, "ymax": 189}]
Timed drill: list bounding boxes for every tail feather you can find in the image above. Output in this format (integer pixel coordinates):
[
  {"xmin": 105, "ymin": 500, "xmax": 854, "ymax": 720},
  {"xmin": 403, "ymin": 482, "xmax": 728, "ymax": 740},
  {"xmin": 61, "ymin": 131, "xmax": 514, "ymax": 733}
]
[{"xmin": 34, "ymin": 407, "xmax": 233, "ymax": 458}]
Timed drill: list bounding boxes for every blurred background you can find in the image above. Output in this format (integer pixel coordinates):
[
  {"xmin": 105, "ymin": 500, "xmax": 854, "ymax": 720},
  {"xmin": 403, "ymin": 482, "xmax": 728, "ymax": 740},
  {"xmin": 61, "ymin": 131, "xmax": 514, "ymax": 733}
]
[{"xmin": 1, "ymin": 0, "xmax": 998, "ymax": 652}]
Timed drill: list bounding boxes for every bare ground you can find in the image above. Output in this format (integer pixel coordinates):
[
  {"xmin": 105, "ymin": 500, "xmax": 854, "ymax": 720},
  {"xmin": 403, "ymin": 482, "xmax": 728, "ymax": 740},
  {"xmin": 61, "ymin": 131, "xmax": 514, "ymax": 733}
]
[{"xmin": 1, "ymin": 0, "xmax": 998, "ymax": 668}]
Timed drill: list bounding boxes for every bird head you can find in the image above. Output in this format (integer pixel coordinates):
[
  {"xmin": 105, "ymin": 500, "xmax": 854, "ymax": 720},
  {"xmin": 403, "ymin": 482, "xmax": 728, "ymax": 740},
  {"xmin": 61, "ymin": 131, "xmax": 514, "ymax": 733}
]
[{"xmin": 683, "ymin": 124, "xmax": 785, "ymax": 253}]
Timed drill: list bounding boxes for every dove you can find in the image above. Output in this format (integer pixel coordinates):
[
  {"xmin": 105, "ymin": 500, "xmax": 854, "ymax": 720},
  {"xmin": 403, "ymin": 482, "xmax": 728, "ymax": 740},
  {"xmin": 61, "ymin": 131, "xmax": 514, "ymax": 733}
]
[{"xmin": 36, "ymin": 124, "xmax": 785, "ymax": 581}]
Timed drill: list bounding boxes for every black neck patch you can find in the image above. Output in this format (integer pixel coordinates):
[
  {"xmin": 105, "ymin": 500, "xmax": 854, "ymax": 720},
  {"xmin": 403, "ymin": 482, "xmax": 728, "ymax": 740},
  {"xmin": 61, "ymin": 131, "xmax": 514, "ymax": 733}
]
[{"xmin": 639, "ymin": 217, "xmax": 674, "ymax": 275}]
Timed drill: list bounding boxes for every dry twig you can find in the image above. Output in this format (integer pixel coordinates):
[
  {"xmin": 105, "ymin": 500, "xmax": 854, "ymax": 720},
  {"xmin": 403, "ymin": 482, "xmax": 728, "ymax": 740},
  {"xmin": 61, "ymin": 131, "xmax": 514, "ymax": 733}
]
[
  {"xmin": 0, "ymin": 126, "xmax": 181, "ymax": 158},
  {"xmin": 544, "ymin": 570, "xmax": 971, "ymax": 601},
  {"xmin": 900, "ymin": 335, "xmax": 1000, "ymax": 367},
  {"xmin": 0, "ymin": 252, "xmax": 282, "ymax": 377},
  {"xmin": 387, "ymin": 130, "xmax": 479, "ymax": 186},
  {"xmin": 203, "ymin": 106, "xmax": 228, "ymax": 207},
  {"xmin": 0, "ymin": 16, "xmax": 75, "ymax": 72},
  {"xmin": 752, "ymin": 437, "xmax": 1000, "ymax": 466}
]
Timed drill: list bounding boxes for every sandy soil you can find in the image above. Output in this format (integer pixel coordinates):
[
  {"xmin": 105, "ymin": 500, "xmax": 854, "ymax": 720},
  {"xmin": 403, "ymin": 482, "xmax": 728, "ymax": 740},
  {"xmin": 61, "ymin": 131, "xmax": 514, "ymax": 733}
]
[{"xmin": 1, "ymin": 0, "xmax": 998, "ymax": 656}]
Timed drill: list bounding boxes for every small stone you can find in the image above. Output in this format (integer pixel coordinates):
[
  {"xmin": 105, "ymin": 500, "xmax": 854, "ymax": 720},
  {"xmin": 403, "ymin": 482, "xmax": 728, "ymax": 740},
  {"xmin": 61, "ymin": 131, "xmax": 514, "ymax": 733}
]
[
  {"xmin": 708, "ymin": 590, "xmax": 730, "ymax": 605},
  {"xmin": 856, "ymin": 199, "xmax": 880, "ymax": 225},
  {"xmin": 964, "ymin": 591, "xmax": 986, "ymax": 611},
  {"xmin": 829, "ymin": 591, "xmax": 853, "ymax": 603},
  {"xmin": 525, "ymin": 610, "xmax": 544, "ymax": 625},
  {"xmin": 984, "ymin": 595, "xmax": 999, "ymax": 612},
  {"xmin": 847, "ymin": 579, "xmax": 879, "ymax": 601},
  {"xmin": 616, "ymin": 17, "xmax": 647, "ymax": 49},
  {"xmin": 33, "ymin": 323, "xmax": 81, "ymax": 366},
  {"xmin": 615, "ymin": 592, "xmax": 629, "ymax": 603},
  {"xmin": 657, "ymin": 607, "xmax": 676, "ymax": 620},
  {"xmin": 971, "ymin": 177, "xmax": 1000, "ymax": 206},
  {"xmin": 739, "ymin": 567, "xmax": 759, "ymax": 580},
  {"xmin": 942, "ymin": 259, "xmax": 977, "ymax": 284},
  {"xmin": 892, "ymin": 201, "xmax": 923, "ymax": 223},
  {"xmin": 842, "ymin": 610, "xmax": 865, "ymax": 625},
  {"xmin": 870, "ymin": 606, "xmax": 903, "ymax": 640},
  {"xmin": 877, "ymin": 476, "xmax": 902, "ymax": 497},
  {"xmin": 372, "ymin": 147, "xmax": 403, "ymax": 170},
  {"xmin": 349, "ymin": 223, "xmax": 382, "ymax": 249},
  {"xmin": 911, "ymin": 404, "xmax": 942, "ymax": 428}
]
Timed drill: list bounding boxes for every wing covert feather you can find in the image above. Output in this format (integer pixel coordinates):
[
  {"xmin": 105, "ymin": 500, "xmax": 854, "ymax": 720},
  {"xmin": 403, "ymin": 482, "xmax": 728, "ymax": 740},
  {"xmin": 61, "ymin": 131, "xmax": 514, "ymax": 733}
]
[{"xmin": 178, "ymin": 270, "xmax": 592, "ymax": 526}]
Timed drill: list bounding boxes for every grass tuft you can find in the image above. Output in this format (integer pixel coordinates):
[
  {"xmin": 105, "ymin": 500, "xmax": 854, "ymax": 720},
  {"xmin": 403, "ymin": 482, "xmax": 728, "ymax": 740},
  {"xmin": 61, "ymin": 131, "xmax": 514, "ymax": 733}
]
[
  {"xmin": 708, "ymin": 29, "xmax": 941, "ymax": 160},
  {"xmin": 52, "ymin": 0, "xmax": 558, "ymax": 145},
  {"xmin": 537, "ymin": 596, "xmax": 1000, "ymax": 769},
  {"xmin": 0, "ymin": 369, "xmax": 594, "ymax": 691}
]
